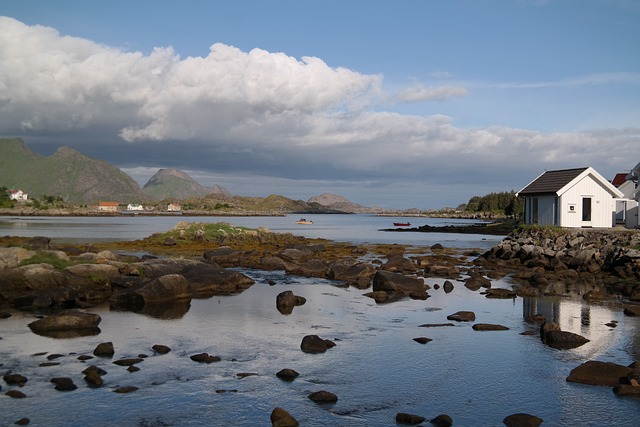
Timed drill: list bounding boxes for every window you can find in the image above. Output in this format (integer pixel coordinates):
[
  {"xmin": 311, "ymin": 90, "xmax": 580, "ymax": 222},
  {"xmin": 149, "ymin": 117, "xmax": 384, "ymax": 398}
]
[{"xmin": 582, "ymin": 197, "xmax": 592, "ymax": 222}]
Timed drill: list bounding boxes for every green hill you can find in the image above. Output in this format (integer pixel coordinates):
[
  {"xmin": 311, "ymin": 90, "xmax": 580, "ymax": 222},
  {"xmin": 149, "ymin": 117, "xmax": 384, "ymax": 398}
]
[{"xmin": 0, "ymin": 138, "xmax": 146, "ymax": 204}]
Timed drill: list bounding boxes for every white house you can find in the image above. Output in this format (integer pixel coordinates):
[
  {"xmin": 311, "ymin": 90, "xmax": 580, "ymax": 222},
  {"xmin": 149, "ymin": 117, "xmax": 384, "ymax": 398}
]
[
  {"xmin": 126, "ymin": 203, "xmax": 144, "ymax": 211},
  {"xmin": 8, "ymin": 189, "xmax": 28, "ymax": 201},
  {"xmin": 98, "ymin": 201, "xmax": 119, "ymax": 212},
  {"xmin": 518, "ymin": 167, "xmax": 623, "ymax": 228},
  {"xmin": 167, "ymin": 203, "xmax": 182, "ymax": 212}
]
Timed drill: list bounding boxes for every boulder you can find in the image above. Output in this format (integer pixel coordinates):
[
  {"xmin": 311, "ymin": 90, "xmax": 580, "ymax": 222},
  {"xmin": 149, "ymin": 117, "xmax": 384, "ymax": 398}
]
[
  {"xmin": 152, "ymin": 344, "xmax": 171, "ymax": 354},
  {"xmin": 276, "ymin": 369, "xmax": 299, "ymax": 381},
  {"xmin": 613, "ymin": 384, "xmax": 640, "ymax": 396},
  {"xmin": 442, "ymin": 281, "xmax": 454, "ymax": 293},
  {"xmin": 4, "ymin": 373, "xmax": 28, "ymax": 386},
  {"xmin": 110, "ymin": 274, "xmax": 191, "ymax": 309},
  {"xmin": 502, "ymin": 413, "xmax": 543, "ymax": 427},
  {"xmin": 307, "ymin": 390, "xmax": 338, "ymax": 403},
  {"xmin": 413, "ymin": 337, "xmax": 433, "ymax": 344},
  {"xmin": 276, "ymin": 290, "xmax": 306, "ymax": 315},
  {"xmin": 64, "ymin": 264, "xmax": 120, "ymax": 281},
  {"xmin": 623, "ymin": 305, "xmax": 640, "ymax": 316},
  {"xmin": 190, "ymin": 353, "xmax": 221, "ymax": 363},
  {"xmin": 447, "ymin": 311, "xmax": 476, "ymax": 322},
  {"xmin": 430, "ymin": 414, "xmax": 454, "ymax": 427},
  {"xmin": 395, "ymin": 412, "xmax": 426, "ymax": 424},
  {"xmin": 485, "ymin": 288, "xmax": 517, "ymax": 299},
  {"xmin": 28, "ymin": 311, "xmax": 101, "ymax": 332},
  {"xmin": 93, "ymin": 342, "xmax": 115, "ymax": 357},
  {"xmin": 50, "ymin": 377, "xmax": 77, "ymax": 391},
  {"xmin": 0, "ymin": 247, "xmax": 34, "ymax": 270},
  {"xmin": 372, "ymin": 270, "xmax": 426, "ymax": 295},
  {"xmin": 300, "ymin": 335, "xmax": 330, "ymax": 353},
  {"xmin": 540, "ymin": 323, "xmax": 589, "ymax": 349},
  {"xmin": 464, "ymin": 274, "xmax": 491, "ymax": 291},
  {"xmin": 566, "ymin": 360, "xmax": 633, "ymax": 386},
  {"xmin": 270, "ymin": 407, "xmax": 299, "ymax": 427}
]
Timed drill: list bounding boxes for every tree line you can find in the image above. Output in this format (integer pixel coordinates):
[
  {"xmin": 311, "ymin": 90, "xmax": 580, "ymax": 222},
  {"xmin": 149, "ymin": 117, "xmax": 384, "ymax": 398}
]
[{"xmin": 463, "ymin": 190, "xmax": 523, "ymax": 217}]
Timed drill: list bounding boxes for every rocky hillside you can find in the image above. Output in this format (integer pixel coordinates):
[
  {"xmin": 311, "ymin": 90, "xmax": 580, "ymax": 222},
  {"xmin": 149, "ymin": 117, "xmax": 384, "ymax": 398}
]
[
  {"xmin": 142, "ymin": 168, "xmax": 228, "ymax": 200},
  {"xmin": 308, "ymin": 193, "xmax": 374, "ymax": 213},
  {"xmin": 0, "ymin": 138, "xmax": 146, "ymax": 204}
]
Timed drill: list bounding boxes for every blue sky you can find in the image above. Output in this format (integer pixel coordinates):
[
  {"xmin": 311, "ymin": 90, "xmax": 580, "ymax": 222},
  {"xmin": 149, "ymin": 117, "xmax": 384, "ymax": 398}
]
[{"xmin": 1, "ymin": 0, "xmax": 638, "ymax": 208}]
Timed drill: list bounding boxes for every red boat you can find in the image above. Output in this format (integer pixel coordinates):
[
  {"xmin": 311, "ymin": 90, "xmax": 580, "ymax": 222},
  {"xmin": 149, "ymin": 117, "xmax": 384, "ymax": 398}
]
[{"xmin": 393, "ymin": 222, "xmax": 411, "ymax": 227}]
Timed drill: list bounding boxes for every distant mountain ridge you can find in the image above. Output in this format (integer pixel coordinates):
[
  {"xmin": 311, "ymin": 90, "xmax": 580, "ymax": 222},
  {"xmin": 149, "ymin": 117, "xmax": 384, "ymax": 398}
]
[
  {"xmin": 308, "ymin": 193, "xmax": 375, "ymax": 213},
  {"xmin": 0, "ymin": 138, "xmax": 368, "ymax": 213},
  {"xmin": 142, "ymin": 168, "xmax": 229, "ymax": 200}
]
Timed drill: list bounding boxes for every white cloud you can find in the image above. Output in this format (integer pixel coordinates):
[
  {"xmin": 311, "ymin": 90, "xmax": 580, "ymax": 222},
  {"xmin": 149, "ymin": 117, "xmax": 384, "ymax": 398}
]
[{"xmin": 395, "ymin": 84, "xmax": 469, "ymax": 102}]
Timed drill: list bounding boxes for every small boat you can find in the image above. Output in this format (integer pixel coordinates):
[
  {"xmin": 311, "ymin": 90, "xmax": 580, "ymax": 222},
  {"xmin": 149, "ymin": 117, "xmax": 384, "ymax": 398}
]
[
  {"xmin": 296, "ymin": 218, "xmax": 314, "ymax": 225},
  {"xmin": 393, "ymin": 222, "xmax": 411, "ymax": 227}
]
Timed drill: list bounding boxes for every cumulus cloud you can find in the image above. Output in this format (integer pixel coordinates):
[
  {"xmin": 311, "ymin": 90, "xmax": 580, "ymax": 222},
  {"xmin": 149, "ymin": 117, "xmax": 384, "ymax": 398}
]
[{"xmin": 0, "ymin": 16, "xmax": 638, "ymax": 208}]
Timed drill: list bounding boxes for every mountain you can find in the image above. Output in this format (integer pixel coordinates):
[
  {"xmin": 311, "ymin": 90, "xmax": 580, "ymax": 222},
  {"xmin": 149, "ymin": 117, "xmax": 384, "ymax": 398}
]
[
  {"xmin": 0, "ymin": 138, "xmax": 146, "ymax": 203},
  {"xmin": 142, "ymin": 168, "xmax": 227, "ymax": 200},
  {"xmin": 307, "ymin": 193, "xmax": 374, "ymax": 213}
]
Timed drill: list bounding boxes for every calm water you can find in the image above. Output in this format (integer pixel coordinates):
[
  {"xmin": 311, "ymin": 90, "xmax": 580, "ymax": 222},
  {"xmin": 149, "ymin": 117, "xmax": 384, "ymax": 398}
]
[
  {"xmin": 1, "ymin": 215, "xmax": 639, "ymax": 426},
  {"xmin": 0, "ymin": 214, "xmax": 503, "ymax": 250}
]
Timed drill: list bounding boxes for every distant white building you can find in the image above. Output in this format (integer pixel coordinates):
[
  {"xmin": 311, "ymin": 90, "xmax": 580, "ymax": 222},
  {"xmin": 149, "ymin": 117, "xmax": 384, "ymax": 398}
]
[
  {"xmin": 98, "ymin": 201, "xmax": 119, "ymax": 212},
  {"xmin": 8, "ymin": 189, "xmax": 28, "ymax": 201},
  {"xmin": 126, "ymin": 203, "xmax": 144, "ymax": 211},
  {"xmin": 167, "ymin": 203, "xmax": 182, "ymax": 212}
]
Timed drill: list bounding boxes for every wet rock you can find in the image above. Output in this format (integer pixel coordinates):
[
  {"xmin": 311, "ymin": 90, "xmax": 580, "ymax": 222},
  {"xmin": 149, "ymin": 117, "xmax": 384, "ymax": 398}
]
[
  {"xmin": 464, "ymin": 274, "xmax": 491, "ymax": 291},
  {"xmin": 395, "ymin": 412, "xmax": 426, "ymax": 424},
  {"xmin": 276, "ymin": 368, "xmax": 299, "ymax": 381},
  {"xmin": 430, "ymin": 414, "xmax": 453, "ymax": 426},
  {"xmin": 5, "ymin": 390, "xmax": 26, "ymax": 398},
  {"xmin": 431, "ymin": 243, "xmax": 444, "ymax": 251},
  {"xmin": 442, "ymin": 281, "xmax": 454, "ymax": 293},
  {"xmin": 372, "ymin": 270, "xmax": 427, "ymax": 296},
  {"xmin": 613, "ymin": 384, "xmax": 640, "ymax": 396},
  {"xmin": 190, "ymin": 353, "xmax": 221, "ymax": 363},
  {"xmin": 447, "ymin": 311, "xmax": 476, "ymax": 322},
  {"xmin": 419, "ymin": 323, "xmax": 455, "ymax": 328},
  {"xmin": 308, "ymin": 390, "xmax": 338, "ymax": 403},
  {"xmin": 113, "ymin": 386, "xmax": 138, "ymax": 393},
  {"xmin": 127, "ymin": 366, "xmax": 140, "ymax": 373},
  {"xmin": 485, "ymin": 288, "xmax": 517, "ymax": 299},
  {"xmin": 152, "ymin": 344, "xmax": 171, "ymax": 354},
  {"xmin": 77, "ymin": 355, "xmax": 94, "ymax": 361},
  {"xmin": 327, "ymin": 258, "xmax": 376, "ymax": 288},
  {"xmin": 566, "ymin": 360, "xmax": 633, "ymax": 387},
  {"xmin": 110, "ymin": 274, "xmax": 191, "ymax": 309},
  {"xmin": 472, "ymin": 323, "xmax": 510, "ymax": 331},
  {"xmin": 113, "ymin": 358, "xmax": 143, "ymax": 366},
  {"xmin": 4, "ymin": 373, "xmax": 28, "ymax": 386},
  {"xmin": 413, "ymin": 337, "xmax": 433, "ymax": 344},
  {"xmin": 50, "ymin": 377, "xmax": 77, "ymax": 391},
  {"xmin": 502, "ymin": 413, "xmax": 543, "ymax": 427},
  {"xmin": 276, "ymin": 290, "xmax": 306, "ymax": 315},
  {"xmin": 93, "ymin": 342, "xmax": 115, "ymax": 357},
  {"xmin": 15, "ymin": 418, "xmax": 30, "ymax": 425},
  {"xmin": 300, "ymin": 335, "xmax": 331, "ymax": 353},
  {"xmin": 82, "ymin": 365, "xmax": 106, "ymax": 387},
  {"xmin": 28, "ymin": 311, "xmax": 101, "ymax": 333},
  {"xmin": 270, "ymin": 407, "xmax": 299, "ymax": 427},
  {"xmin": 541, "ymin": 326, "xmax": 589, "ymax": 350},
  {"xmin": 237, "ymin": 372, "xmax": 258, "ymax": 378},
  {"xmin": 623, "ymin": 305, "xmax": 640, "ymax": 316}
]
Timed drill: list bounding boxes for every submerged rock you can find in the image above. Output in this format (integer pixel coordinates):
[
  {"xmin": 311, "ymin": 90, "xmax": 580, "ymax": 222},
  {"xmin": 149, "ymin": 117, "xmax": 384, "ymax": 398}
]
[
  {"xmin": 566, "ymin": 360, "xmax": 633, "ymax": 387},
  {"xmin": 307, "ymin": 390, "xmax": 338, "ymax": 403},
  {"xmin": 395, "ymin": 412, "xmax": 426, "ymax": 424},
  {"xmin": 447, "ymin": 311, "xmax": 476, "ymax": 322},
  {"xmin": 503, "ymin": 413, "xmax": 543, "ymax": 427}
]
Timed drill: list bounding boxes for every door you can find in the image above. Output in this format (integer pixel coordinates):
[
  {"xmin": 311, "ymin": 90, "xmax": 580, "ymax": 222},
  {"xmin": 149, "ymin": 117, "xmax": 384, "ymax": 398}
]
[{"xmin": 582, "ymin": 197, "xmax": 592, "ymax": 226}]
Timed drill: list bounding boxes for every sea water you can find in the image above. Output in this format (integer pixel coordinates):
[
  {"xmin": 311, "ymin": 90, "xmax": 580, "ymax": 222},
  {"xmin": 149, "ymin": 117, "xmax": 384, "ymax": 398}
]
[{"xmin": 0, "ymin": 215, "xmax": 639, "ymax": 426}]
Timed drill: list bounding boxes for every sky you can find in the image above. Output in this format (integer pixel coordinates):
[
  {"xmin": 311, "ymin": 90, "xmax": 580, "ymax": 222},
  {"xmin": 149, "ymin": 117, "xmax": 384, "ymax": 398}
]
[{"xmin": 0, "ymin": 0, "xmax": 639, "ymax": 209}]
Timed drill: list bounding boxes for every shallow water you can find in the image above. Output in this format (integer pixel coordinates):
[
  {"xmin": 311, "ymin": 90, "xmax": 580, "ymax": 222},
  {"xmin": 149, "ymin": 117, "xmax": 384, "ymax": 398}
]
[
  {"xmin": 0, "ymin": 214, "xmax": 504, "ymax": 250},
  {"xmin": 1, "ymin": 270, "xmax": 639, "ymax": 426},
  {"xmin": 1, "ymin": 215, "xmax": 639, "ymax": 425}
]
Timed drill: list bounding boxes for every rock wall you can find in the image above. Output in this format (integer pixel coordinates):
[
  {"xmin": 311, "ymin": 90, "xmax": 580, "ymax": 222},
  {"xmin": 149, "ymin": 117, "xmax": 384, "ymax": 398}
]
[{"xmin": 478, "ymin": 227, "xmax": 640, "ymax": 300}]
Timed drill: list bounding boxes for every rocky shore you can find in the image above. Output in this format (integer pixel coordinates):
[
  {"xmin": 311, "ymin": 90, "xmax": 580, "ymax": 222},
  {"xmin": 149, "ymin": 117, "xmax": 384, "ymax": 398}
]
[{"xmin": 1, "ymin": 222, "xmax": 640, "ymax": 425}]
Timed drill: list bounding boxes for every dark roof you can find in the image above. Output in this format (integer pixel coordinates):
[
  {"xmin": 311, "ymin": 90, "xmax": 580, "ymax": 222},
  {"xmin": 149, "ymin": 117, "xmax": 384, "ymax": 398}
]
[
  {"xmin": 519, "ymin": 167, "xmax": 588, "ymax": 195},
  {"xmin": 611, "ymin": 173, "xmax": 628, "ymax": 187}
]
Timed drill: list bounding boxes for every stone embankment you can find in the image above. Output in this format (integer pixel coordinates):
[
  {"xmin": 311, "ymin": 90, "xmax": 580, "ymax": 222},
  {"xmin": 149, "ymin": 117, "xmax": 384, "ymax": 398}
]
[{"xmin": 476, "ymin": 227, "xmax": 640, "ymax": 301}]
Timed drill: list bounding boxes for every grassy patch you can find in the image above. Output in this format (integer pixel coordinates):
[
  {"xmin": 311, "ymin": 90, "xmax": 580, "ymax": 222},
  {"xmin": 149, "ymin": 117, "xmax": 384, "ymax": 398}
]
[{"xmin": 19, "ymin": 251, "xmax": 80, "ymax": 270}]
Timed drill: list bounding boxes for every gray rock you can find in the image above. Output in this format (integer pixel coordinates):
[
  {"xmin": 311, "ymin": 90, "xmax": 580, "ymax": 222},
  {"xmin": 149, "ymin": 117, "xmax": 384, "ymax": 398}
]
[{"xmin": 28, "ymin": 311, "xmax": 101, "ymax": 332}]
